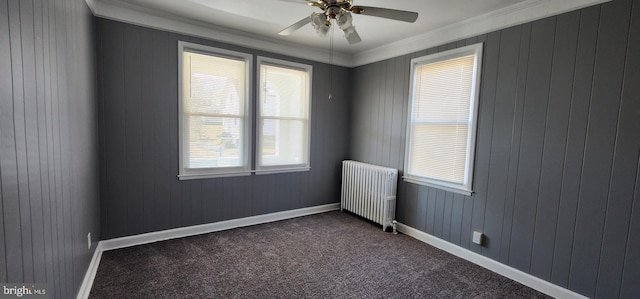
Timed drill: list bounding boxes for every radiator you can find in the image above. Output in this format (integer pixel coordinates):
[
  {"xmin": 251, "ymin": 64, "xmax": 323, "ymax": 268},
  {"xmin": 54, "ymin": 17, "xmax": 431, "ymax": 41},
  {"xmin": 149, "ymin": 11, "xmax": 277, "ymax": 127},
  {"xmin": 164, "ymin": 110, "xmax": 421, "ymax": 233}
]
[{"xmin": 341, "ymin": 160, "xmax": 398, "ymax": 231}]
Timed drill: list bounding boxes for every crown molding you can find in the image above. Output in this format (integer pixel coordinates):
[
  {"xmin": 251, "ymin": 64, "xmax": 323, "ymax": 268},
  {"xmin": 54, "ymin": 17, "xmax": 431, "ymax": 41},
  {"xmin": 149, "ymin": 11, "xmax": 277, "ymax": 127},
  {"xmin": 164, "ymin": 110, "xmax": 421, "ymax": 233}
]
[
  {"xmin": 85, "ymin": 0, "xmax": 609, "ymax": 68},
  {"xmin": 351, "ymin": 0, "xmax": 610, "ymax": 66},
  {"xmin": 84, "ymin": 0, "xmax": 353, "ymax": 67}
]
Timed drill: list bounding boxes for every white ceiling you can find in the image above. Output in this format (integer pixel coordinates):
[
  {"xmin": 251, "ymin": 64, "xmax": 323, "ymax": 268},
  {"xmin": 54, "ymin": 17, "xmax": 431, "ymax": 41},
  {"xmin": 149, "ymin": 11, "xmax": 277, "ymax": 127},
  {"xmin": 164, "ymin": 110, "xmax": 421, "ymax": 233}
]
[
  {"xmin": 120, "ymin": 0, "xmax": 527, "ymax": 54},
  {"xmin": 86, "ymin": 0, "xmax": 609, "ymax": 66}
]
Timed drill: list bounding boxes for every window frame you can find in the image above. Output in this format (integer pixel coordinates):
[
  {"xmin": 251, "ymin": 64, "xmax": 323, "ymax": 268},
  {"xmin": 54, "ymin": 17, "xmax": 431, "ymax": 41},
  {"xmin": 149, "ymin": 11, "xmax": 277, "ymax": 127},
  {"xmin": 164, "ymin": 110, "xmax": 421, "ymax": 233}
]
[
  {"xmin": 255, "ymin": 56, "xmax": 312, "ymax": 175},
  {"xmin": 403, "ymin": 43, "xmax": 483, "ymax": 195},
  {"xmin": 177, "ymin": 41, "xmax": 253, "ymax": 180}
]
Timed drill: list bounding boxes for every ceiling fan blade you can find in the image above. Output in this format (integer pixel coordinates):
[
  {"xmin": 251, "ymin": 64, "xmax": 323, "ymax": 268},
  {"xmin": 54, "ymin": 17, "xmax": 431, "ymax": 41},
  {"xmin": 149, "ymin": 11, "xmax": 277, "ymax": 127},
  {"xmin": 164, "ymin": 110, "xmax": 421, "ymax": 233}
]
[
  {"xmin": 278, "ymin": 0, "xmax": 324, "ymax": 8},
  {"xmin": 278, "ymin": 16, "xmax": 312, "ymax": 35},
  {"xmin": 277, "ymin": 0, "xmax": 312, "ymax": 4},
  {"xmin": 344, "ymin": 28, "xmax": 361, "ymax": 44},
  {"xmin": 351, "ymin": 6, "xmax": 419, "ymax": 23}
]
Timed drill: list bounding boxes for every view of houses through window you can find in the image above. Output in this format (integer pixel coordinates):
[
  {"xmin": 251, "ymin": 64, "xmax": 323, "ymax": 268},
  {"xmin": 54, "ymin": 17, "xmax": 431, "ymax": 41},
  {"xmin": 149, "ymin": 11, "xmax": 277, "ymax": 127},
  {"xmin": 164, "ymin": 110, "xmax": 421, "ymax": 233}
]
[{"xmin": 178, "ymin": 42, "xmax": 311, "ymax": 179}]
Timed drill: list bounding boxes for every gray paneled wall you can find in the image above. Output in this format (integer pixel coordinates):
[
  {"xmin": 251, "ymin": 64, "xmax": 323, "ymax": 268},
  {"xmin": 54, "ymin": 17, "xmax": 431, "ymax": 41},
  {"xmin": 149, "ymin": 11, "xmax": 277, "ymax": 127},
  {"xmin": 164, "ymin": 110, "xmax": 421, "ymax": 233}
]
[
  {"xmin": 350, "ymin": 0, "xmax": 640, "ymax": 298},
  {"xmin": 0, "ymin": 0, "xmax": 100, "ymax": 298},
  {"xmin": 96, "ymin": 19, "xmax": 352, "ymax": 239}
]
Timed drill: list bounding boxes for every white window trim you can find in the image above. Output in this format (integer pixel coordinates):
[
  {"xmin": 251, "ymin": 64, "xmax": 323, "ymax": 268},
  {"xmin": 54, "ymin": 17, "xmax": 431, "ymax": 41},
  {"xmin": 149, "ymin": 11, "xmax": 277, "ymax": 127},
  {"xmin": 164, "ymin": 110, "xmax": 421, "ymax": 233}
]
[
  {"xmin": 177, "ymin": 41, "xmax": 253, "ymax": 180},
  {"xmin": 255, "ymin": 56, "xmax": 312, "ymax": 175},
  {"xmin": 403, "ymin": 43, "xmax": 483, "ymax": 196}
]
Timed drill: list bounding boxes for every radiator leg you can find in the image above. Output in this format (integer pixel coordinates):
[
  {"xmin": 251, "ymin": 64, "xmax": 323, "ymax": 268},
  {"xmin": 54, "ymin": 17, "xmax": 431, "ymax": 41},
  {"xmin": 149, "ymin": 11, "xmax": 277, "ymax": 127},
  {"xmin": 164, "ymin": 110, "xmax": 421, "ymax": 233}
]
[{"xmin": 392, "ymin": 220, "xmax": 398, "ymax": 235}]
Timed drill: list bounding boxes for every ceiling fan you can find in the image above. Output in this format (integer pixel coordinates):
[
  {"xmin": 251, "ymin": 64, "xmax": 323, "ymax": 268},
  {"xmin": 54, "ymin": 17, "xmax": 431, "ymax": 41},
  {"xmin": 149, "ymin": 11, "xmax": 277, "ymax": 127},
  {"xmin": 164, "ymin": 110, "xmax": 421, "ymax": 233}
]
[{"xmin": 278, "ymin": 0, "xmax": 419, "ymax": 44}]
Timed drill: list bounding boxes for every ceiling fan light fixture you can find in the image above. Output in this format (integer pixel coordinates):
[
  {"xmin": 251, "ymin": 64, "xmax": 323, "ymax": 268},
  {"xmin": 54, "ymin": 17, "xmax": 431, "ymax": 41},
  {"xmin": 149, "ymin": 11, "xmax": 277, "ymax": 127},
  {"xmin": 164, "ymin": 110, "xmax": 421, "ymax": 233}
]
[
  {"xmin": 336, "ymin": 11, "xmax": 352, "ymax": 29},
  {"xmin": 311, "ymin": 12, "xmax": 330, "ymax": 37},
  {"xmin": 278, "ymin": 0, "xmax": 418, "ymax": 44}
]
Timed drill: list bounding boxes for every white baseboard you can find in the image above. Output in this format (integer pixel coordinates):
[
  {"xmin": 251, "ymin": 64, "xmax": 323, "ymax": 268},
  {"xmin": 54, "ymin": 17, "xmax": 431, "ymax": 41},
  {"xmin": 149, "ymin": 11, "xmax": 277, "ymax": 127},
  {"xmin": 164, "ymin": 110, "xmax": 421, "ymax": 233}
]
[
  {"xmin": 75, "ymin": 203, "xmax": 340, "ymax": 299},
  {"xmin": 76, "ymin": 242, "xmax": 104, "ymax": 299},
  {"xmin": 99, "ymin": 203, "xmax": 340, "ymax": 251},
  {"xmin": 396, "ymin": 222, "xmax": 588, "ymax": 299}
]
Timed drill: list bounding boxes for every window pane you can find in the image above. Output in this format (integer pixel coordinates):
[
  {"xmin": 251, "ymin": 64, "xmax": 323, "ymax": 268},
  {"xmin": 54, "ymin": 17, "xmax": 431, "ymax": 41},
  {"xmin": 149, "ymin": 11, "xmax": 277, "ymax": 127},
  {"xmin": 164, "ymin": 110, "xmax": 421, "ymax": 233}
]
[
  {"xmin": 413, "ymin": 55, "xmax": 474, "ymax": 123},
  {"xmin": 260, "ymin": 64, "xmax": 309, "ymax": 118},
  {"xmin": 261, "ymin": 119, "xmax": 306, "ymax": 166},
  {"xmin": 405, "ymin": 44, "xmax": 482, "ymax": 193},
  {"xmin": 409, "ymin": 124, "xmax": 468, "ymax": 184},
  {"xmin": 184, "ymin": 51, "xmax": 245, "ymax": 116},
  {"xmin": 180, "ymin": 46, "xmax": 249, "ymax": 175},
  {"xmin": 258, "ymin": 59, "xmax": 311, "ymax": 169},
  {"xmin": 185, "ymin": 115, "xmax": 243, "ymax": 169}
]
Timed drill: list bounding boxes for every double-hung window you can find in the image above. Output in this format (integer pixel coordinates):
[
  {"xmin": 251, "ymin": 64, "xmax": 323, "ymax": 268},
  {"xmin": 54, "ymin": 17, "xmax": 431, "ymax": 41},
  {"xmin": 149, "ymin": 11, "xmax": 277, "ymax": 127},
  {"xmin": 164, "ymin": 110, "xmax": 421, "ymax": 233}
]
[
  {"xmin": 178, "ymin": 41, "xmax": 252, "ymax": 179},
  {"xmin": 404, "ymin": 43, "xmax": 483, "ymax": 195},
  {"xmin": 178, "ymin": 42, "xmax": 312, "ymax": 179},
  {"xmin": 257, "ymin": 57, "xmax": 312, "ymax": 173}
]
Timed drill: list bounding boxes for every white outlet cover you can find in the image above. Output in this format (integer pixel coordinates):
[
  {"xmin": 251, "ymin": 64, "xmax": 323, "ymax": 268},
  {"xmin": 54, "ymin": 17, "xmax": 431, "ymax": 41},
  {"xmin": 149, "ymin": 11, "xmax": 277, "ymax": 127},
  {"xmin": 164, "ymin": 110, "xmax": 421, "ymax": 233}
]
[{"xmin": 472, "ymin": 231, "xmax": 483, "ymax": 245}]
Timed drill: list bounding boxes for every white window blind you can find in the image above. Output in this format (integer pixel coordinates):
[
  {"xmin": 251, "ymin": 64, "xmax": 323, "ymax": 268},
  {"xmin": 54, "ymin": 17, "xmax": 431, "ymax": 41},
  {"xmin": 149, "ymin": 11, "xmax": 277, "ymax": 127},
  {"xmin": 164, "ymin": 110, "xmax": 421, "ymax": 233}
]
[
  {"xmin": 257, "ymin": 58, "xmax": 311, "ymax": 172},
  {"xmin": 405, "ymin": 44, "xmax": 482, "ymax": 194},
  {"xmin": 178, "ymin": 42, "xmax": 252, "ymax": 179}
]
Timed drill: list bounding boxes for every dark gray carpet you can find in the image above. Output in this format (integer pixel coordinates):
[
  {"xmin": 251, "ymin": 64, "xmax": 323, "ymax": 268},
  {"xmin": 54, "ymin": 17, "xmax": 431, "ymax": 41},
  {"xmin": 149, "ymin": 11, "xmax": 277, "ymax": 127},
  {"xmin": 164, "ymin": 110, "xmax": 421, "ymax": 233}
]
[{"xmin": 89, "ymin": 211, "xmax": 550, "ymax": 298}]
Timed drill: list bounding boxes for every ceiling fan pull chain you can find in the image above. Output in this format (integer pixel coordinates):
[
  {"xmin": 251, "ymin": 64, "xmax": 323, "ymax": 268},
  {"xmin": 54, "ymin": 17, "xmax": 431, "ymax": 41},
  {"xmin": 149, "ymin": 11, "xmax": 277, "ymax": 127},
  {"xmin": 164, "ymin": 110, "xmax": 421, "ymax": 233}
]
[{"xmin": 329, "ymin": 20, "xmax": 334, "ymax": 100}]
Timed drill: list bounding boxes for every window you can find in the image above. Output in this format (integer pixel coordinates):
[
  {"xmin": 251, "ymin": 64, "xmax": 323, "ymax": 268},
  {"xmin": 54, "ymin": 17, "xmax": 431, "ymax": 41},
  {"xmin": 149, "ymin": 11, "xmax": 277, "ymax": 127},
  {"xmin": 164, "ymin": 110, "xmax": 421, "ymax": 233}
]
[
  {"xmin": 257, "ymin": 57, "xmax": 312, "ymax": 173},
  {"xmin": 404, "ymin": 43, "xmax": 483, "ymax": 195},
  {"xmin": 178, "ymin": 41, "xmax": 252, "ymax": 179},
  {"xmin": 178, "ymin": 42, "xmax": 312, "ymax": 180}
]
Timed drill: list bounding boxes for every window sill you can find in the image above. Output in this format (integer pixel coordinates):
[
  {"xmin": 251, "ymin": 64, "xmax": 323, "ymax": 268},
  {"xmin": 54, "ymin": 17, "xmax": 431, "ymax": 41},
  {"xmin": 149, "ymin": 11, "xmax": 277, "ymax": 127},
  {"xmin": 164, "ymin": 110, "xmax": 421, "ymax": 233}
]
[
  {"xmin": 255, "ymin": 167, "xmax": 310, "ymax": 175},
  {"xmin": 403, "ymin": 176, "xmax": 473, "ymax": 196},
  {"xmin": 178, "ymin": 171, "xmax": 252, "ymax": 181}
]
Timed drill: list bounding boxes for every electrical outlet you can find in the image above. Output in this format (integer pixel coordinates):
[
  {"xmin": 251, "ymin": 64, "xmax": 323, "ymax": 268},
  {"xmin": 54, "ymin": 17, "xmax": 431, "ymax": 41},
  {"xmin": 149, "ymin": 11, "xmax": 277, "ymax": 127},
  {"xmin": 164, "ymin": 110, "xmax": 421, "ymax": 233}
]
[
  {"xmin": 87, "ymin": 232, "xmax": 91, "ymax": 250},
  {"xmin": 472, "ymin": 231, "xmax": 483, "ymax": 245}
]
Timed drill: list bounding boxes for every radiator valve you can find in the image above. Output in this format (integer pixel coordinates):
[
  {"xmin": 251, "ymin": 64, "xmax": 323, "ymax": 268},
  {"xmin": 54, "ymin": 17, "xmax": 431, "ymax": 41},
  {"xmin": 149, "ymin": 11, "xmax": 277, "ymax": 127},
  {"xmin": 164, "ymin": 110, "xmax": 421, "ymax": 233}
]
[{"xmin": 392, "ymin": 220, "xmax": 398, "ymax": 234}]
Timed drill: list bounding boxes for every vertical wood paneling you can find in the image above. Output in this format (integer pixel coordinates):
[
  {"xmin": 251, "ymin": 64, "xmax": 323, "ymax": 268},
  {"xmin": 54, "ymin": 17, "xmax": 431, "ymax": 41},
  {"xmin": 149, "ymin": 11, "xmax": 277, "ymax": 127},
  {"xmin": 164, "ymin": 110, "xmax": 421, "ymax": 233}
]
[
  {"xmin": 55, "ymin": 0, "xmax": 74, "ymax": 292},
  {"xmin": 33, "ymin": 0, "xmax": 51, "ymax": 285},
  {"xmin": 102, "ymin": 21, "xmax": 126, "ymax": 238},
  {"xmin": 22, "ymin": 0, "xmax": 47, "ymax": 283},
  {"xmin": 389, "ymin": 57, "xmax": 406, "ymax": 169},
  {"xmin": 1, "ymin": 0, "xmax": 99, "ymax": 296},
  {"xmin": 618, "ymin": 3, "xmax": 640, "ymax": 298},
  {"xmin": 550, "ymin": 6, "xmax": 600, "ymax": 286},
  {"xmin": 569, "ymin": 0, "xmax": 632, "ymax": 296},
  {"xmin": 621, "ymin": 158, "xmax": 640, "ymax": 298},
  {"xmin": 5, "ymin": 0, "xmax": 26, "ymax": 283},
  {"xmin": 482, "ymin": 25, "xmax": 520, "ymax": 260},
  {"xmin": 97, "ymin": 19, "xmax": 350, "ymax": 239},
  {"xmin": 425, "ymin": 187, "xmax": 435, "ymax": 234},
  {"xmin": 351, "ymin": 1, "xmax": 639, "ymax": 297},
  {"xmin": 381, "ymin": 59, "xmax": 394, "ymax": 166},
  {"xmin": 46, "ymin": 2, "xmax": 62, "ymax": 295},
  {"xmin": 529, "ymin": 11, "xmax": 580, "ymax": 281},
  {"xmin": 38, "ymin": 0, "xmax": 55, "ymax": 288},
  {"xmin": 442, "ymin": 192, "xmax": 453, "ymax": 241},
  {"xmin": 450, "ymin": 193, "xmax": 464, "ymax": 245},
  {"xmin": 155, "ymin": 31, "xmax": 173, "ymax": 231},
  {"xmin": 0, "ymin": 0, "xmax": 13, "ymax": 283},
  {"xmin": 471, "ymin": 32, "xmax": 499, "ymax": 254},
  {"xmin": 139, "ymin": 27, "xmax": 155, "ymax": 234},
  {"xmin": 123, "ymin": 24, "xmax": 144, "ymax": 234},
  {"xmin": 595, "ymin": 0, "xmax": 640, "ymax": 297},
  {"xmin": 434, "ymin": 189, "xmax": 445, "ymax": 238},
  {"xmin": 18, "ymin": 0, "xmax": 38, "ymax": 282},
  {"xmin": 499, "ymin": 23, "xmax": 530, "ymax": 264},
  {"xmin": 509, "ymin": 17, "xmax": 555, "ymax": 272},
  {"xmin": 368, "ymin": 63, "xmax": 380, "ymax": 163},
  {"xmin": 415, "ymin": 186, "xmax": 427, "ymax": 232}
]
